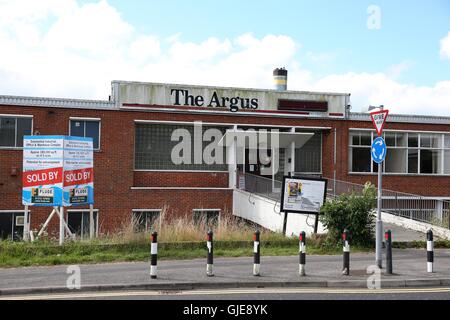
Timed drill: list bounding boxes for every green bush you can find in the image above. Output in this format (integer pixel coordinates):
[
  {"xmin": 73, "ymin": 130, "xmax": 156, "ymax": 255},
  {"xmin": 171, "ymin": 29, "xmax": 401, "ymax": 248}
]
[{"xmin": 319, "ymin": 182, "xmax": 377, "ymax": 246}]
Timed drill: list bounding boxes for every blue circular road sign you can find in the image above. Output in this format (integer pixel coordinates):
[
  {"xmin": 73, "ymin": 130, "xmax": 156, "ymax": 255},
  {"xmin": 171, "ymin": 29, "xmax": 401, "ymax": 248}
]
[{"xmin": 371, "ymin": 137, "xmax": 387, "ymax": 164}]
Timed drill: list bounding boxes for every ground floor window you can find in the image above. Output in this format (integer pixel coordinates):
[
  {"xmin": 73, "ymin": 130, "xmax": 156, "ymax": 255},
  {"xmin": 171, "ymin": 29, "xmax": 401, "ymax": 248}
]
[
  {"xmin": 67, "ymin": 210, "xmax": 98, "ymax": 239},
  {"xmin": 193, "ymin": 209, "xmax": 220, "ymax": 228},
  {"xmin": 0, "ymin": 211, "xmax": 25, "ymax": 241},
  {"xmin": 132, "ymin": 210, "xmax": 161, "ymax": 232}
]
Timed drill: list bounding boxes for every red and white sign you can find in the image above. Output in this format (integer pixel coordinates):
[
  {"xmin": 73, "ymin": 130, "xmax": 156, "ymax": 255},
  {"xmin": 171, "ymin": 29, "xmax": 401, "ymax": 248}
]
[
  {"xmin": 370, "ymin": 109, "xmax": 389, "ymax": 136},
  {"xmin": 64, "ymin": 168, "xmax": 94, "ymax": 187},
  {"xmin": 23, "ymin": 167, "xmax": 63, "ymax": 188}
]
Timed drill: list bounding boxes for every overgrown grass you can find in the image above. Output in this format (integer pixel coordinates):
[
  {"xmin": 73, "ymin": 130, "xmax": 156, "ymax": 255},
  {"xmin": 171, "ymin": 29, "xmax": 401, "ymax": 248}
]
[{"xmin": 1, "ymin": 214, "xmax": 448, "ymax": 268}]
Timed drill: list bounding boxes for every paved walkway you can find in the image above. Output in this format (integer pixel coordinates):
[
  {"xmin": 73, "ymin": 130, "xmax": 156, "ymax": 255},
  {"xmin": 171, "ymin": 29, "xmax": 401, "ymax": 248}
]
[
  {"xmin": 382, "ymin": 223, "xmax": 430, "ymax": 242},
  {"xmin": 0, "ymin": 249, "xmax": 449, "ymax": 295}
]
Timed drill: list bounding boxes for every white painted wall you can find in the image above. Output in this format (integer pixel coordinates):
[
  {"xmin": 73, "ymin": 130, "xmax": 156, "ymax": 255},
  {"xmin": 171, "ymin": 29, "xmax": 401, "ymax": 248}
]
[
  {"xmin": 233, "ymin": 189, "xmax": 326, "ymax": 236},
  {"xmin": 381, "ymin": 212, "xmax": 450, "ymax": 240}
]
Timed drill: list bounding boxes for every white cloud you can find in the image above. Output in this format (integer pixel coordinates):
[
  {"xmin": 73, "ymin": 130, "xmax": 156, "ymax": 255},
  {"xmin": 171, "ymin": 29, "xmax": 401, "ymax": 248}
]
[
  {"xmin": 0, "ymin": 0, "xmax": 449, "ymax": 117},
  {"xmin": 440, "ymin": 31, "xmax": 450, "ymax": 60}
]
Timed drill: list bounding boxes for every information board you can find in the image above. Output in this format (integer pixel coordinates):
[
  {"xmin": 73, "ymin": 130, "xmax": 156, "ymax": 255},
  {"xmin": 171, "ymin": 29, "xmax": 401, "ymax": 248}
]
[{"xmin": 280, "ymin": 176, "xmax": 327, "ymax": 214}]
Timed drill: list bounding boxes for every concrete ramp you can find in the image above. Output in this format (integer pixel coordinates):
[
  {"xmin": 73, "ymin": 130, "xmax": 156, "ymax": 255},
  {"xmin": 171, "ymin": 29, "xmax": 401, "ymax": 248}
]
[{"xmin": 233, "ymin": 189, "xmax": 326, "ymax": 236}]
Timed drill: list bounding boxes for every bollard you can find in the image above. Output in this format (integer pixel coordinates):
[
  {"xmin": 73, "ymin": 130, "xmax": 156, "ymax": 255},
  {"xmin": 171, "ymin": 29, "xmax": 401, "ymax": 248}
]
[
  {"xmin": 150, "ymin": 231, "xmax": 158, "ymax": 279},
  {"xmin": 342, "ymin": 229, "xmax": 350, "ymax": 276},
  {"xmin": 253, "ymin": 230, "xmax": 260, "ymax": 276},
  {"xmin": 427, "ymin": 229, "xmax": 434, "ymax": 273},
  {"xmin": 206, "ymin": 230, "xmax": 214, "ymax": 277},
  {"xmin": 385, "ymin": 230, "xmax": 393, "ymax": 275},
  {"xmin": 299, "ymin": 231, "xmax": 306, "ymax": 276}
]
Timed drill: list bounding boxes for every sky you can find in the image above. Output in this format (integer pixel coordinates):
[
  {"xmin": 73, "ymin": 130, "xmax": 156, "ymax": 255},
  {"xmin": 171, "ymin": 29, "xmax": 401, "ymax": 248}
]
[{"xmin": 0, "ymin": 0, "xmax": 449, "ymax": 115}]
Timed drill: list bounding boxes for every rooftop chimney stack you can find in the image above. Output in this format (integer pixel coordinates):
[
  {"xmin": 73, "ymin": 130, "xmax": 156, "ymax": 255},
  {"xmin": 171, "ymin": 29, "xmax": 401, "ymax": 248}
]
[{"xmin": 273, "ymin": 68, "xmax": 288, "ymax": 91}]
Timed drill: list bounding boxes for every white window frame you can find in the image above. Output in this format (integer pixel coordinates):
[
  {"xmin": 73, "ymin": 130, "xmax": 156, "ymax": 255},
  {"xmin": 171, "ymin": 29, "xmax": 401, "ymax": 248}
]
[
  {"xmin": 69, "ymin": 117, "xmax": 101, "ymax": 151},
  {"xmin": 349, "ymin": 129, "xmax": 450, "ymax": 176},
  {"xmin": 0, "ymin": 114, "xmax": 33, "ymax": 149}
]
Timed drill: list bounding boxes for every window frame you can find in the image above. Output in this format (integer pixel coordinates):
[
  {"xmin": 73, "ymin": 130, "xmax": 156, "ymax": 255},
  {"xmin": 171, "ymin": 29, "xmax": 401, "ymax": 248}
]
[
  {"xmin": 66, "ymin": 209, "xmax": 99, "ymax": 239},
  {"xmin": 131, "ymin": 209, "xmax": 162, "ymax": 232},
  {"xmin": 69, "ymin": 117, "xmax": 101, "ymax": 151},
  {"xmin": 192, "ymin": 209, "xmax": 221, "ymax": 227},
  {"xmin": 0, "ymin": 114, "xmax": 33, "ymax": 149},
  {"xmin": 349, "ymin": 129, "xmax": 450, "ymax": 176},
  {"xmin": 134, "ymin": 122, "xmax": 229, "ymax": 172}
]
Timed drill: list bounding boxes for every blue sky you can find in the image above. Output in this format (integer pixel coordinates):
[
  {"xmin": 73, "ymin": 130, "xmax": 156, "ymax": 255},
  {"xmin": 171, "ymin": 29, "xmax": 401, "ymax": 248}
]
[
  {"xmin": 0, "ymin": 0, "xmax": 449, "ymax": 115},
  {"xmin": 106, "ymin": 0, "xmax": 450, "ymax": 86}
]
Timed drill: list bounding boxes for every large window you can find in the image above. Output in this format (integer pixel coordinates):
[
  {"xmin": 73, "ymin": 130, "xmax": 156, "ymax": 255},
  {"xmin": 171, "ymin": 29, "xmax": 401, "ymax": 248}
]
[
  {"xmin": 0, "ymin": 116, "xmax": 32, "ymax": 148},
  {"xmin": 294, "ymin": 132, "xmax": 322, "ymax": 174},
  {"xmin": 70, "ymin": 119, "xmax": 100, "ymax": 150},
  {"xmin": 349, "ymin": 130, "xmax": 450, "ymax": 175},
  {"xmin": 135, "ymin": 123, "xmax": 228, "ymax": 171}
]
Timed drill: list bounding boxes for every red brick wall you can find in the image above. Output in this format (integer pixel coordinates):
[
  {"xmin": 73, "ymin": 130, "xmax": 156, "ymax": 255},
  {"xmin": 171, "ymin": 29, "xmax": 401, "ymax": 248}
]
[
  {"xmin": 1, "ymin": 104, "xmax": 450, "ymax": 235},
  {"xmin": 133, "ymin": 171, "xmax": 228, "ymax": 188}
]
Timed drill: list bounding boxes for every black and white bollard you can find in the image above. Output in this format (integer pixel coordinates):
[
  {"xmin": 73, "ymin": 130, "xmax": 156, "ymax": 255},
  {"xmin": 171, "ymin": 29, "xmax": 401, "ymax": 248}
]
[
  {"xmin": 385, "ymin": 230, "xmax": 393, "ymax": 275},
  {"xmin": 253, "ymin": 230, "xmax": 260, "ymax": 276},
  {"xmin": 299, "ymin": 231, "xmax": 306, "ymax": 276},
  {"xmin": 342, "ymin": 229, "xmax": 350, "ymax": 276},
  {"xmin": 427, "ymin": 229, "xmax": 434, "ymax": 273},
  {"xmin": 150, "ymin": 231, "xmax": 158, "ymax": 279},
  {"xmin": 206, "ymin": 230, "xmax": 214, "ymax": 277}
]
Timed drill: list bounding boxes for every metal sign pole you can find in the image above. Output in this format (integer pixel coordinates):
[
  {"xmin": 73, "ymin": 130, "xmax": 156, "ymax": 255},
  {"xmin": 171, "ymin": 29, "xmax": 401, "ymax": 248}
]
[
  {"xmin": 376, "ymin": 163, "xmax": 383, "ymax": 268},
  {"xmin": 59, "ymin": 206, "xmax": 65, "ymax": 246},
  {"xmin": 23, "ymin": 205, "xmax": 29, "ymax": 241}
]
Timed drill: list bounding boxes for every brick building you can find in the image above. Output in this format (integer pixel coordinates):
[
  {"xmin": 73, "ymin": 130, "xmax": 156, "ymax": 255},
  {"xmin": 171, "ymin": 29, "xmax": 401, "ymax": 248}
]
[{"xmin": 1, "ymin": 75, "xmax": 450, "ymax": 239}]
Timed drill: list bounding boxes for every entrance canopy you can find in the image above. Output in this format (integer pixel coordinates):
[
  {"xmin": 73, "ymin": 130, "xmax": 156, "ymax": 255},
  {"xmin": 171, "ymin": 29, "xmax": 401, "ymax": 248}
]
[{"xmin": 218, "ymin": 129, "xmax": 314, "ymax": 149}]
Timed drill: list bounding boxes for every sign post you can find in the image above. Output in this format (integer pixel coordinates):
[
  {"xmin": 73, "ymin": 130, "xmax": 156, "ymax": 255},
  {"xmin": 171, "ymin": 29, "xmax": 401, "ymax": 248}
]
[{"xmin": 370, "ymin": 109, "xmax": 389, "ymax": 269}]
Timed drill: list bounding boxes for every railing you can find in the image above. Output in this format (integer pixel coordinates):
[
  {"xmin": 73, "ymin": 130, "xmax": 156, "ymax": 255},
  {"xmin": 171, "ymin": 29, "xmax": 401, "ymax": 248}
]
[
  {"xmin": 237, "ymin": 173, "xmax": 282, "ymax": 202},
  {"xmin": 326, "ymin": 178, "xmax": 450, "ymax": 229},
  {"xmin": 236, "ymin": 173, "xmax": 450, "ymax": 229}
]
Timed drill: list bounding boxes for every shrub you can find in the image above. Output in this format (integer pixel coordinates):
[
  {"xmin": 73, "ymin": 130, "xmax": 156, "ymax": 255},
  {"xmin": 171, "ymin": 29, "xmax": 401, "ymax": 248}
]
[{"xmin": 319, "ymin": 182, "xmax": 377, "ymax": 246}]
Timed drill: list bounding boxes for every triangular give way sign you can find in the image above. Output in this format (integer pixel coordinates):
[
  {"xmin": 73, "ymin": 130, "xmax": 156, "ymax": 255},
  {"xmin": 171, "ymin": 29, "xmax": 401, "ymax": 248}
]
[{"xmin": 370, "ymin": 109, "xmax": 389, "ymax": 136}]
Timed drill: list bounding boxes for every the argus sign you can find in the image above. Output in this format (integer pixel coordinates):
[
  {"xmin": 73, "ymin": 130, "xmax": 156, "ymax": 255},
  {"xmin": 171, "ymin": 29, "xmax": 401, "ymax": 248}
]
[{"xmin": 22, "ymin": 135, "xmax": 94, "ymax": 206}]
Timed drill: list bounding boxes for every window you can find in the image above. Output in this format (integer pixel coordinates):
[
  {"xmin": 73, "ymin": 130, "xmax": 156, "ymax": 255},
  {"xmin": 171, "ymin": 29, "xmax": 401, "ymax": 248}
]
[
  {"xmin": 193, "ymin": 209, "xmax": 220, "ymax": 228},
  {"xmin": 349, "ymin": 131, "xmax": 372, "ymax": 173},
  {"xmin": 349, "ymin": 130, "xmax": 450, "ymax": 175},
  {"xmin": 70, "ymin": 119, "xmax": 100, "ymax": 150},
  {"xmin": 67, "ymin": 210, "xmax": 98, "ymax": 239},
  {"xmin": 294, "ymin": 132, "xmax": 322, "ymax": 173},
  {"xmin": 0, "ymin": 212, "xmax": 25, "ymax": 240},
  {"xmin": 135, "ymin": 123, "xmax": 228, "ymax": 171},
  {"xmin": 0, "ymin": 116, "xmax": 32, "ymax": 147},
  {"xmin": 132, "ymin": 210, "xmax": 161, "ymax": 232}
]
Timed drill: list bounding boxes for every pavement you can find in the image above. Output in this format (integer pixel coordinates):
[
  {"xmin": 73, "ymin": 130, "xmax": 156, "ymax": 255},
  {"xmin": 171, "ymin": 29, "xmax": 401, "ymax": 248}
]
[
  {"xmin": 380, "ymin": 222, "xmax": 430, "ymax": 242},
  {"xmin": 0, "ymin": 248, "xmax": 450, "ymax": 296}
]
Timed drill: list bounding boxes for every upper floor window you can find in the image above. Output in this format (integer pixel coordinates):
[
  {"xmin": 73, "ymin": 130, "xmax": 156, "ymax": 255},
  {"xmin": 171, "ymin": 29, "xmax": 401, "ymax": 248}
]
[
  {"xmin": 349, "ymin": 130, "xmax": 450, "ymax": 175},
  {"xmin": 70, "ymin": 119, "xmax": 100, "ymax": 150},
  {"xmin": 0, "ymin": 116, "xmax": 32, "ymax": 148}
]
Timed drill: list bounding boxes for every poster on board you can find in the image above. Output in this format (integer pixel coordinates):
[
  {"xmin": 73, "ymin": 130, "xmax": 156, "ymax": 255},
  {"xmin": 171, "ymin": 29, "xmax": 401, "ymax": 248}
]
[
  {"xmin": 280, "ymin": 176, "xmax": 327, "ymax": 214},
  {"xmin": 22, "ymin": 136, "xmax": 64, "ymax": 206},
  {"xmin": 22, "ymin": 135, "xmax": 94, "ymax": 207},
  {"xmin": 62, "ymin": 136, "xmax": 94, "ymax": 206}
]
